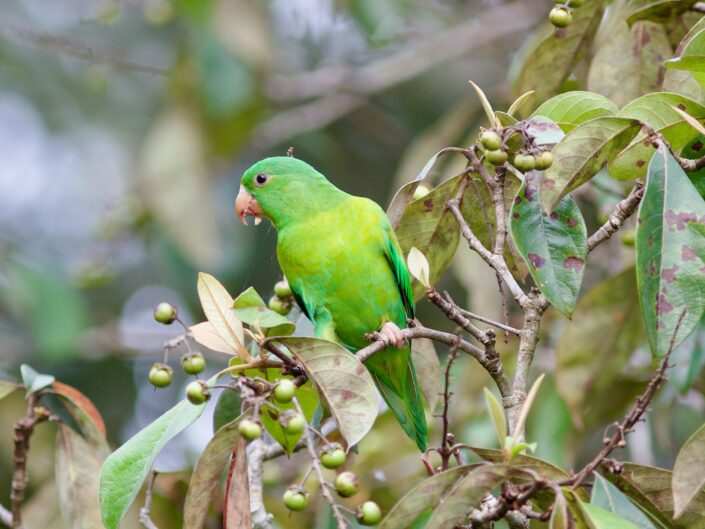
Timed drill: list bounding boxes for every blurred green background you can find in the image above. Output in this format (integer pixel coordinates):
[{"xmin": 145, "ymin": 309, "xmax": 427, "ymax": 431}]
[{"xmin": 1, "ymin": 0, "xmax": 703, "ymax": 527}]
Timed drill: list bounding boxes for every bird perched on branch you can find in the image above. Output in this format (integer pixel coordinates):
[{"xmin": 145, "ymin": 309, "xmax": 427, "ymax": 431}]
[{"xmin": 236, "ymin": 156, "xmax": 428, "ymax": 451}]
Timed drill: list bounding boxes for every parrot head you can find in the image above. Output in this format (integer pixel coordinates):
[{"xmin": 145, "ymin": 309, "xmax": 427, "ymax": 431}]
[{"xmin": 236, "ymin": 156, "xmax": 342, "ymax": 228}]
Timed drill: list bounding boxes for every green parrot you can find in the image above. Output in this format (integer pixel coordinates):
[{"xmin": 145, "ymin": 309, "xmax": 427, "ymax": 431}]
[{"xmin": 235, "ymin": 156, "xmax": 428, "ymax": 451}]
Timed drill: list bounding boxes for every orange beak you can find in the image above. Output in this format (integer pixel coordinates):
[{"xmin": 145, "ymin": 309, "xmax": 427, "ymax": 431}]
[{"xmin": 235, "ymin": 186, "xmax": 263, "ymax": 226}]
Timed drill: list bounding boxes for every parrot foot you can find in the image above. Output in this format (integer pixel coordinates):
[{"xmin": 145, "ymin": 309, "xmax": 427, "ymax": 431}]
[{"xmin": 380, "ymin": 322, "xmax": 406, "ymax": 348}]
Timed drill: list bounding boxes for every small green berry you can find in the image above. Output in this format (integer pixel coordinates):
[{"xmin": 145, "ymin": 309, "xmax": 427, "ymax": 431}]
[
  {"xmin": 148, "ymin": 363, "xmax": 173, "ymax": 388},
  {"xmin": 320, "ymin": 443, "xmax": 346, "ymax": 469},
  {"xmin": 153, "ymin": 302, "xmax": 177, "ymax": 324},
  {"xmin": 335, "ymin": 471, "xmax": 360, "ymax": 498},
  {"xmin": 238, "ymin": 419, "xmax": 263, "ymax": 441},
  {"xmin": 280, "ymin": 412, "xmax": 305, "ymax": 435},
  {"xmin": 274, "ymin": 279, "xmax": 292, "ymax": 298},
  {"xmin": 357, "ymin": 501, "xmax": 382, "ymax": 526},
  {"xmin": 549, "ymin": 6, "xmax": 573, "ymax": 28},
  {"xmin": 181, "ymin": 352, "xmax": 206, "ymax": 375},
  {"xmin": 186, "ymin": 380, "xmax": 210, "ymax": 405},
  {"xmin": 534, "ymin": 150, "xmax": 553, "ymax": 170},
  {"xmin": 479, "ymin": 130, "xmax": 502, "ymax": 151},
  {"xmin": 620, "ymin": 231, "xmax": 636, "ymax": 247},
  {"xmin": 273, "ymin": 379, "xmax": 296, "ymax": 403},
  {"xmin": 513, "ymin": 153, "xmax": 536, "ymax": 172},
  {"xmin": 486, "ymin": 149, "xmax": 508, "ymax": 166},
  {"xmin": 283, "ymin": 487, "xmax": 309, "ymax": 511},
  {"xmin": 412, "ymin": 183, "xmax": 432, "ymax": 201},
  {"xmin": 268, "ymin": 295, "xmax": 291, "ymax": 316}
]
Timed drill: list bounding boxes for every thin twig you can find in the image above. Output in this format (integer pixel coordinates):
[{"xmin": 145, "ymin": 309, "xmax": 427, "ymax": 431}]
[
  {"xmin": 587, "ymin": 183, "xmax": 644, "ymax": 252},
  {"xmin": 454, "ymin": 305, "xmax": 520, "ymax": 335},
  {"xmin": 139, "ymin": 471, "xmax": 159, "ymax": 529},
  {"xmin": 248, "ymin": 440, "xmax": 274, "ymax": 529},
  {"xmin": 292, "ymin": 398, "xmax": 348, "ymax": 529},
  {"xmin": 569, "ymin": 309, "xmax": 687, "ymax": 489},
  {"xmin": 437, "ymin": 336, "xmax": 461, "ymax": 471},
  {"xmin": 11, "ymin": 393, "xmax": 54, "ymax": 528}
]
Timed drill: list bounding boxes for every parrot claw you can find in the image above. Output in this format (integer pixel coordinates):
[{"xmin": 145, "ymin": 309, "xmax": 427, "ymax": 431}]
[{"xmin": 380, "ymin": 322, "xmax": 406, "ymax": 348}]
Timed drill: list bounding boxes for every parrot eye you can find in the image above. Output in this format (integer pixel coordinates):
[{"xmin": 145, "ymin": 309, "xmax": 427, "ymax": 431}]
[{"xmin": 255, "ymin": 173, "xmax": 269, "ymax": 186}]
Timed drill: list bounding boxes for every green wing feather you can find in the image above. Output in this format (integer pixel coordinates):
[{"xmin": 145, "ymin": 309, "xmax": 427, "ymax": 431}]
[{"xmin": 383, "ymin": 230, "xmax": 415, "ymax": 320}]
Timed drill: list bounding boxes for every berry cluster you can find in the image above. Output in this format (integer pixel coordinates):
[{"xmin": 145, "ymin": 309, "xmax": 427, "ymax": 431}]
[
  {"xmin": 478, "ymin": 128, "xmax": 553, "ymax": 172},
  {"xmin": 268, "ymin": 279, "xmax": 294, "ymax": 315}
]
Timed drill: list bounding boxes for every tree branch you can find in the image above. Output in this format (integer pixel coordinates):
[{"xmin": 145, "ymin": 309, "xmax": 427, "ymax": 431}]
[
  {"xmin": 588, "ymin": 182, "xmax": 644, "ymax": 252},
  {"xmin": 292, "ymin": 398, "xmax": 348, "ymax": 529},
  {"xmin": 139, "ymin": 471, "xmax": 159, "ymax": 529},
  {"xmin": 248, "ymin": 440, "xmax": 274, "ymax": 529},
  {"xmin": 0, "ymin": 505, "xmax": 13, "ymax": 529}
]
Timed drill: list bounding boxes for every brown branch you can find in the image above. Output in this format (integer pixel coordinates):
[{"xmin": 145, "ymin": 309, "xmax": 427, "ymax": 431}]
[
  {"xmin": 587, "ymin": 183, "xmax": 644, "ymax": 252},
  {"xmin": 453, "ymin": 306, "xmax": 520, "ymax": 336},
  {"xmin": 436, "ymin": 336, "xmax": 461, "ymax": 471},
  {"xmin": 359, "ymin": 325, "xmax": 484, "ymax": 363},
  {"xmin": 11, "ymin": 394, "xmax": 54, "ymax": 528},
  {"xmin": 139, "ymin": 471, "xmax": 159, "ymax": 529},
  {"xmin": 292, "ymin": 398, "xmax": 348, "ymax": 529},
  {"xmin": 426, "ymin": 289, "xmax": 512, "ymax": 399}
]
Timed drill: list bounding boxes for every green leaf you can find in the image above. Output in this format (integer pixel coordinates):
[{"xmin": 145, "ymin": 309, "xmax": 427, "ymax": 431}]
[
  {"xmin": 483, "ymin": 388, "xmax": 507, "ymax": 450},
  {"xmin": 541, "ymin": 117, "xmax": 642, "ymax": 211},
  {"xmin": 411, "ymin": 335, "xmax": 442, "ymax": 412},
  {"xmin": 56, "ymin": 424, "xmax": 108, "ymax": 529},
  {"xmin": 258, "ymin": 375, "xmax": 318, "ymax": 456},
  {"xmin": 20, "ymin": 364, "xmax": 55, "ymax": 396},
  {"xmin": 212, "ymin": 386, "xmax": 242, "ymax": 433},
  {"xmin": 591, "ymin": 473, "xmax": 660, "ymax": 529},
  {"xmin": 581, "ymin": 501, "xmax": 640, "ymax": 529},
  {"xmin": 627, "ymin": 0, "xmax": 698, "ymax": 25},
  {"xmin": 512, "ymin": 0, "xmax": 605, "ymax": 112},
  {"xmin": 183, "ymin": 418, "xmax": 241, "ymax": 529},
  {"xmin": 550, "ymin": 490, "xmax": 571, "ymax": 529},
  {"xmin": 673, "ymin": 421, "xmax": 705, "ymax": 518},
  {"xmin": 665, "ymin": 28, "xmax": 705, "ymax": 86},
  {"xmin": 507, "ymin": 90, "xmax": 535, "ymax": 117},
  {"xmin": 664, "ymin": 18, "xmax": 705, "ymax": 102},
  {"xmin": 425, "ymin": 465, "xmax": 528, "ymax": 529},
  {"xmin": 604, "ymin": 463, "xmax": 705, "ymax": 529},
  {"xmin": 525, "ymin": 116, "xmax": 565, "ymax": 145},
  {"xmin": 467, "ymin": 447, "xmax": 569, "ymax": 480},
  {"xmin": 232, "ymin": 287, "xmax": 295, "ymax": 336},
  {"xmin": 588, "ymin": 21, "xmax": 673, "ymax": 108},
  {"xmin": 532, "ymin": 91, "xmax": 618, "ymax": 133},
  {"xmin": 510, "ymin": 172, "xmax": 587, "ymax": 316},
  {"xmin": 636, "ymin": 147, "xmax": 705, "ymax": 356},
  {"xmin": 513, "ymin": 373, "xmax": 545, "ymax": 439},
  {"xmin": 611, "ymin": 92, "xmax": 705, "ymax": 180},
  {"xmin": 379, "ymin": 465, "xmax": 478, "ymax": 529},
  {"xmin": 99, "ymin": 378, "xmax": 213, "ymax": 529},
  {"xmin": 273, "ymin": 337, "xmax": 377, "ymax": 448},
  {"xmin": 395, "ymin": 174, "xmax": 467, "ymax": 298},
  {"xmin": 388, "ymin": 149, "xmax": 448, "ymax": 230},
  {"xmin": 556, "ymin": 269, "xmax": 644, "ymax": 427}
]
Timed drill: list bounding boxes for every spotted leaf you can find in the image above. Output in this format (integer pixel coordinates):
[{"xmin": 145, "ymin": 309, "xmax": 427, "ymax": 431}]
[
  {"xmin": 510, "ymin": 171, "xmax": 587, "ymax": 316},
  {"xmin": 636, "ymin": 147, "xmax": 705, "ymax": 357}
]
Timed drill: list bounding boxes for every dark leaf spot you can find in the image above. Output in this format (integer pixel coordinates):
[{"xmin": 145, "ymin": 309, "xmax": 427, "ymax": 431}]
[
  {"xmin": 648, "ymin": 234, "xmax": 654, "ymax": 247},
  {"xmin": 339, "ymin": 389, "xmax": 357, "ymax": 401},
  {"xmin": 682, "ymin": 244, "xmax": 698, "ymax": 261},
  {"xmin": 665, "ymin": 210, "xmax": 697, "ymax": 231},
  {"xmin": 662, "ymin": 264, "xmax": 678, "ymax": 283},
  {"xmin": 636, "ymin": 159, "xmax": 645, "ymax": 167},
  {"xmin": 549, "ymin": 212, "xmax": 558, "ymax": 220},
  {"xmin": 528, "ymin": 253, "xmax": 545, "ymax": 268},
  {"xmin": 648, "ymin": 259, "xmax": 656, "ymax": 276},
  {"xmin": 524, "ymin": 184, "xmax": 536, "ymax": 201},
  {"xmin": 656, "ymin": 293, "xmax": 673, "ymax": 315},
  {"xmin": 678, "ymin": 103, "xmax": 687, "ymax": 110},
  {"xmin": 514, "ymin": 196, "xmax": 522, "ymax": 205},
  {"xmin": 257, "ymin": 306, "xmax": 267, "ymax": 313},
  {"xmin": 513, "ymin": 212, "xmax": 520, "ymax": 219},
  {"xmin": 543, "ymin": 178, "xmax": 555, "ymax": 190},
  {"xmin": 423, "ymin": 198, "xmax": 434, "ymax": 212},
  {"xmin": 563, "ymin": 256, "xmax": 584, "ymax": 270},
  {"xmin": 567, "ymin": 217, "xmax": 576, "ymax": 228},
  {"xmin": 693, "ymin": 141, "xmax": 703, "ymax": 152}
]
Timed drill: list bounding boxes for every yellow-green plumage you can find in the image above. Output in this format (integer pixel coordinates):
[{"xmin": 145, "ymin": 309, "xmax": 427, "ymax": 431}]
[{"xmin": 240, "ymin": 157, "xmax": 428, "ymax": 450}]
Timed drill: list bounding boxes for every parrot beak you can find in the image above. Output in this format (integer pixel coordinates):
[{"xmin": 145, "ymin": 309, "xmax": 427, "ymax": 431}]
[{"xmin": 235, "ymin": 186, "xmax": 263, "ymax": 226}]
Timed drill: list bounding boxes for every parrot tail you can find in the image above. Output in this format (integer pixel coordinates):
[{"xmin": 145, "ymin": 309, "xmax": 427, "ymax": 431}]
[{"xmin": 365, "ymin": 345, "xmax": 428, "ymax": 451}]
